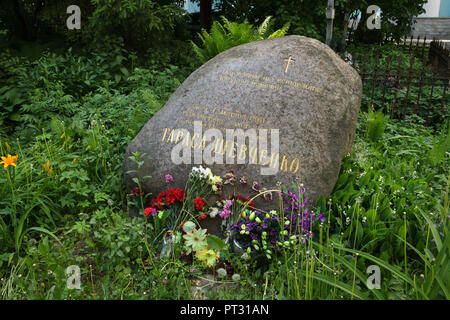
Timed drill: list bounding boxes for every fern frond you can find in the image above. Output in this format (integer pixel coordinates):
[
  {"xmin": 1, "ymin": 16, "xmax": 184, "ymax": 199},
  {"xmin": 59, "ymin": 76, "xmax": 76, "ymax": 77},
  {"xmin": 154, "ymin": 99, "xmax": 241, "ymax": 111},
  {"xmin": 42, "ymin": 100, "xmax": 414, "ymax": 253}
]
[
  {"xmin": 191, "ymin": 16, "xmax": 288, "ymax": 63},
  {"xmin": 257, "ymin": 16, "xmax": 272, "ymax": 38}
]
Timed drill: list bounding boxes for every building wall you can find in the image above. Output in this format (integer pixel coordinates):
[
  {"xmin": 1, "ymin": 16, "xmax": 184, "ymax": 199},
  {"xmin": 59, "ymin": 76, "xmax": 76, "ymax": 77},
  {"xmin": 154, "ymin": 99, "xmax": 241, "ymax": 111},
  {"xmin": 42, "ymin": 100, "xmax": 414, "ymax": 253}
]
[
  {"xmin": 413, "ymin": 0, "xmax": 450, "ymax": 39},
  {"xmin": 419, "ymin": 0, "xmax": 441, "ymax": 17}
]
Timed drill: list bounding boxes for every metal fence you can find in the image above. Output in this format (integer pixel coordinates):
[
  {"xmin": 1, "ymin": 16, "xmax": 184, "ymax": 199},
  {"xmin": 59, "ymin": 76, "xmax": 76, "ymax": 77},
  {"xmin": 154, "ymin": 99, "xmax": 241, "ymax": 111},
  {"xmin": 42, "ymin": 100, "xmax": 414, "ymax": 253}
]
[{"xmin": 350, "ymin": 37, "xmax": 449, "ymax": 125}]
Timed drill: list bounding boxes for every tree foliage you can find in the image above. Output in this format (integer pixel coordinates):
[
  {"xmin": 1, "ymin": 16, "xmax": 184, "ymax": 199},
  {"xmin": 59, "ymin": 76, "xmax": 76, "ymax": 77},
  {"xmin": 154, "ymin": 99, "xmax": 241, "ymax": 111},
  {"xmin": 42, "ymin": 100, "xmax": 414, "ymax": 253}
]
[
  {"xmin": 1, "ymin": 0, "xmax": 187, "ymax": 46},
  {"xmin": 89, "ymin": 0, "xmax": 187, "ymax": 45},
  {"xmin": 215, "ymin": 0, "xmax": 428, "ymax": 43}
]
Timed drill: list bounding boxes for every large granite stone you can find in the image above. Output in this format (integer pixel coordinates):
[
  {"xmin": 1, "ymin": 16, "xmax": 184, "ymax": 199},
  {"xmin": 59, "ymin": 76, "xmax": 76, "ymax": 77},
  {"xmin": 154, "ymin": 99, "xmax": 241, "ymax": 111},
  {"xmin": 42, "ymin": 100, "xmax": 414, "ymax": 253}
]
[{"xmin": 123, "ymin": 35, "xmax": 362, "ymax": 209}]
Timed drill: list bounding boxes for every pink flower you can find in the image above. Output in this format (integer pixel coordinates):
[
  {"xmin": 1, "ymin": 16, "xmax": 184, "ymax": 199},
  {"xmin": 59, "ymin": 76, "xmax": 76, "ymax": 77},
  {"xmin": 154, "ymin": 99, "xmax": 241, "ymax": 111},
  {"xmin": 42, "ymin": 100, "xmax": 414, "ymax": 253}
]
[
  {"xmin": 219, "ymin": 209, "xmax": 231, "ymax": 219},
  {"xmin": 165, "ymin": 174, "xmax": 173, "ymax": 183},
  {"xmin": 224, "ymin": 200, "xmax": 232, "ymax": 210}
]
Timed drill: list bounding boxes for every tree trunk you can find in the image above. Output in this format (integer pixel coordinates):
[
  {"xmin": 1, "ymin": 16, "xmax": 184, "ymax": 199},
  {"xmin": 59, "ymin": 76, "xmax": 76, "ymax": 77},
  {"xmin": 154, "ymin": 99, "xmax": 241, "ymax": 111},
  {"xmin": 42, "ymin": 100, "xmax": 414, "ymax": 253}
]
[
  {"xmin": 200, "ymin": 0, "xmax": 213, "ymax": 31},
  {"xmin": 10, "ymin": 0, "xmax": 30, "ymax": 40},
  {"xmin": 29, "ymin": 0, "xmax": 45, "ymax": 41},
  {"xmin": 340, "ymin": 11, "xmax": 350, "ymax": 53}
]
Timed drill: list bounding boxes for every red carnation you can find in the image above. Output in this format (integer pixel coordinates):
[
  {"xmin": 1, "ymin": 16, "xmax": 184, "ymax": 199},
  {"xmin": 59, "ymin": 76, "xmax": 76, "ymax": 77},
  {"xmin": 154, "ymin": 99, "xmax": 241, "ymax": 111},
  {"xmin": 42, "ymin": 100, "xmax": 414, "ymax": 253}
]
[
  {"xmin": 194, "ymin": 197, "xmax": 205, "ymax": 211},
  {"xmin": 247, "ymin": 198, "xmax": 255, "ymax": 209},
  {"xmin": 151, "ymin": 198, "xmax": 164, "ymax": 210},
  {"xmin": 143, "ymin": 207, "xmax": 151, "ymax": 217},
  {"xmin": 165, "ymin": 191, "xmax": 177, "ymax": 205},
  {"xmin": 174, "ymin": 188, "xmax": 187, "ymax": 202},
  {"xmin": 198, "ymin": 214, "xmax": 207, "ymax": 221},
  {"xmin": 165, "ymin": 188, "xmax": 186, "ymax": 205}
]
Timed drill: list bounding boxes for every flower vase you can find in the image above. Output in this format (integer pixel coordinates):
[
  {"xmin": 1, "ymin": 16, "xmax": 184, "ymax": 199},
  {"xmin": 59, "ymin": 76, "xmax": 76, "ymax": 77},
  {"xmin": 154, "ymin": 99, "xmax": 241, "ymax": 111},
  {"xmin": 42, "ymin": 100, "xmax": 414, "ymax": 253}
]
[{"xmin": 232, "ymin": 239, "xmax": 245, "ymax": 255}]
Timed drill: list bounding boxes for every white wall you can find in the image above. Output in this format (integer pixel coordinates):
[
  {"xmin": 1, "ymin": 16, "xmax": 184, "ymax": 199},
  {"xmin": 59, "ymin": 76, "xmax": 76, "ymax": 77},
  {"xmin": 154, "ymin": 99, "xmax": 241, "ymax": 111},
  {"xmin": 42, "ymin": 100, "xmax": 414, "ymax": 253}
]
[{"xmin": 419, "ymin": 0, "xmax": 441, "ymax": 17}]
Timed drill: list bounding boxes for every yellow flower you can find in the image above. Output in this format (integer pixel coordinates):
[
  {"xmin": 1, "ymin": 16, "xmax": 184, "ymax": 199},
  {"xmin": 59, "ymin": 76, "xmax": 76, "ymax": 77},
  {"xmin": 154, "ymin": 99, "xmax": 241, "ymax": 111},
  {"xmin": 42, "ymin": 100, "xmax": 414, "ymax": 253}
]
[
  {"xmin": 72, "ymin": 158, "xmax": 77, "ymax": 164},
  {"xmin": 5, "ymin": 142, "xmax": 10, "ymax": 151},
  {"xmin": 196, "ymin": 248, "xmax": 220, "ymax": 267},
  {"xmin": 211, "ymin": 175, "xmax": 223, "ymax": 185},
  {"xmin": 86, "ymin": 145, "xmax": 91, "ymax": 151},
  {"xmin": 42, "ymin": 160, "xmax": 50, "ymax": 171},
  {"xmin": 48, "ymin": 166, "xmax": 53, "ymax": 175},
  {"xmin": 0, "ymin": 154, "xmax": 18, "ymax": 168}
]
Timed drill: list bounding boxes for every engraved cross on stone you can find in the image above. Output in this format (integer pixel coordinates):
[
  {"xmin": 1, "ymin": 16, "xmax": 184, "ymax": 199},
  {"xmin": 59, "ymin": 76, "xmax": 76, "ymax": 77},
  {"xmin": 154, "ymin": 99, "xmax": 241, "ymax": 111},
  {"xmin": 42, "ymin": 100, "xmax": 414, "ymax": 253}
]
[{"xmin": 283, "ymin": 55, "xmax": 295, "ymax": 74}]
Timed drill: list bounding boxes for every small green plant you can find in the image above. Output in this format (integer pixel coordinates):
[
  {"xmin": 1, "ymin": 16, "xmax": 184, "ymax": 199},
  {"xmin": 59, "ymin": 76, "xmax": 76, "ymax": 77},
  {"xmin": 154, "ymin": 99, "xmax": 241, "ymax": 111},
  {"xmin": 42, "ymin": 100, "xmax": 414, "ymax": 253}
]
[
  {"xmin": 192, "ymin": 16, "xmax": 290, "ymax": 63},
  {"xmin": 426, "ymin": 123, "xmax": 450, "ymax": 167},
  {"xmin": 365, "ymin": 108, "xmax": 389, "ymax": 143}
]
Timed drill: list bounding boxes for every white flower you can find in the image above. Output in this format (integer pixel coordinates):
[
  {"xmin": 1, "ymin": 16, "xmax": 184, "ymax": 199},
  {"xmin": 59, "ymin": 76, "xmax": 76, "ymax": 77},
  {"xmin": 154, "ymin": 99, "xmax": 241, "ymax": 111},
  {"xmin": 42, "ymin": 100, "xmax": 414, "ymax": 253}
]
[
  {"xmin": 209, "ymin": 207, "xmax": 219, "ymax": 218},
  {"xmin": 217, "ymin": 268, "xmax": 227, "ymax": 278},
  {"xmin": 231, "ymin": 274, "xmax": 241, "ymax": 282}
]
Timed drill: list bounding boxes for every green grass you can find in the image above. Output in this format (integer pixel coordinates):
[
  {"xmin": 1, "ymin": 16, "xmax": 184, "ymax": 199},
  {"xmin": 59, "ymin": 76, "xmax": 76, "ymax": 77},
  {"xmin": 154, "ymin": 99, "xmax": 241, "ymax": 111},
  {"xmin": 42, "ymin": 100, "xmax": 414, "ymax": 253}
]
[{"xmin": 0, "ymin": 37, "xmax": 448, "ymax": 300}]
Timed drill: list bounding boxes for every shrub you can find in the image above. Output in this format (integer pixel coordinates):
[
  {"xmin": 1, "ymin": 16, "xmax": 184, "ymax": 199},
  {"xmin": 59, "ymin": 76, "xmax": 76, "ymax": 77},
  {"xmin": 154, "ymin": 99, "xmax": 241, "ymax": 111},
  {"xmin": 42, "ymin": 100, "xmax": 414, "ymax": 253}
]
[{"xmin": 192, "ymin": 16, "xmax": 289, "ymax": 63}]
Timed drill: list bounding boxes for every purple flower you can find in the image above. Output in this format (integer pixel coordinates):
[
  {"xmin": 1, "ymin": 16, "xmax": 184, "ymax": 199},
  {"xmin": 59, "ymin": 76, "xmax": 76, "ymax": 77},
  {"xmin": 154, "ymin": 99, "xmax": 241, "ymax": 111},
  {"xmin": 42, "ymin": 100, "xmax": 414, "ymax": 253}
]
[{"xmin": 165, "ymin": 174, "xmax": 173, "ymax": 183}]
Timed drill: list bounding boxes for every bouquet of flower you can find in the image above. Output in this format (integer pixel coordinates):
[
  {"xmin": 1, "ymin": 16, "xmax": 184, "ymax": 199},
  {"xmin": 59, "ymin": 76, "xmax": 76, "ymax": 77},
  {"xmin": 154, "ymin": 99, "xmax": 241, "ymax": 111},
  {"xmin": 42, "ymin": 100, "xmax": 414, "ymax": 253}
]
[{"xmin": 230, "ymin": 187, "xmax": 326, "ymax": 261}]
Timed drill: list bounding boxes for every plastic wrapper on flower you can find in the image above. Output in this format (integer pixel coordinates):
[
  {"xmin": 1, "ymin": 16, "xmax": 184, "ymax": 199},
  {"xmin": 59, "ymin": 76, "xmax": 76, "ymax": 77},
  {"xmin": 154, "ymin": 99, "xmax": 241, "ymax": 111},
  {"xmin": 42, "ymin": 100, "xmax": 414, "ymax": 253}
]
[
  {"xmin": 220, "ymin": 229, "xmax": 233, "ymax": 258},
  {"xmin": 160, "ymin": 229, "xmax": 174, "ymax": 257}
]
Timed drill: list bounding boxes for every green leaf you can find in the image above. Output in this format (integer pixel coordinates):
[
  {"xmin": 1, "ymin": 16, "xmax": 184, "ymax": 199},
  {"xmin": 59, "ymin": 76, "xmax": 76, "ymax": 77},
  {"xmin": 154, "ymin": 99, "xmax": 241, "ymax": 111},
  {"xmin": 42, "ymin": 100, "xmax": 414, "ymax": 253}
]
[
  {"xmin": 120, "ymin": 67, "xmax": 129, "ymax": 77},
  {"xmin": 30, "ymin": 227, "xmax": 63, "ymax": 246},
  {"xmin": 207, "ymin": 235, "xmax": 226, "ymax": 252}
]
